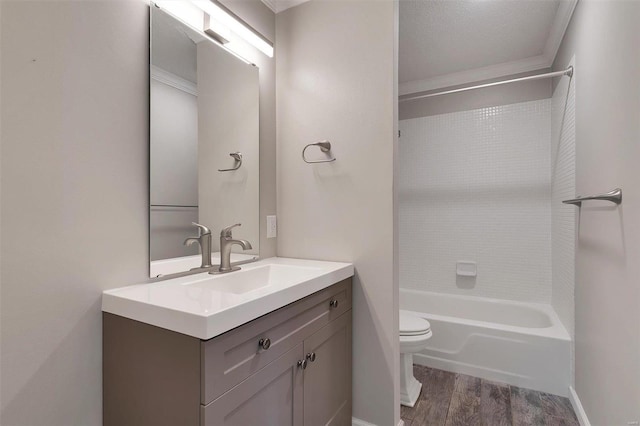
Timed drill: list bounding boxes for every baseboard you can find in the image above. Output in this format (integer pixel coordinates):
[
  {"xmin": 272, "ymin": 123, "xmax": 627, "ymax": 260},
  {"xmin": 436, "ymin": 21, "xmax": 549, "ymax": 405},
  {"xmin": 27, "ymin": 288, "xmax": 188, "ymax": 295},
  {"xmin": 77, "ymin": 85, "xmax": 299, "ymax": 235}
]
[
  {"xmin": 351, "ymin": 417, "xmax": 404, "ymax": 426},
  {"xmin": 569, "ymin": 386, "xmax": 591, "ymax": 426},
  {"xmin": 352, "ymin": 417, "xmax": 376, "ymax": 426}
]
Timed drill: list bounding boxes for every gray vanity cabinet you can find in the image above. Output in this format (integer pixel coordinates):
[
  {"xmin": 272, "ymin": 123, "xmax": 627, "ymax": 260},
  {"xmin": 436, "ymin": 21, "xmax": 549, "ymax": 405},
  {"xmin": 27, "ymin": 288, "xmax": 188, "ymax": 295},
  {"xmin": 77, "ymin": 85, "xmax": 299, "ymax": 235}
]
[
  {"xmin": 103, "ymin": 278, "xmax": 352, "ymax": 426},
  {"xmin": 201, "ymin": 343, "xmax": 304, "ymax": 426},
  {"xmin": 303, "ymin": 312, "xmax": 352, "ymax": 426}
]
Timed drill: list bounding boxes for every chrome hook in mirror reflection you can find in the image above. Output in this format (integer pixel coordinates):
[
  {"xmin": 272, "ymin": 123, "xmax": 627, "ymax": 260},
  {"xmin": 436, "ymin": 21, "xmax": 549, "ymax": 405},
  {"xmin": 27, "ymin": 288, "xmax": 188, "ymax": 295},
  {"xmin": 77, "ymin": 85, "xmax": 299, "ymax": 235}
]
[
  {"xmin": 218, "ymin": 152, "xmax": 243, "ymax": 172},
  {"xmin": 302, "ymin": 141, "xmax": 336, "ymax": 164}
]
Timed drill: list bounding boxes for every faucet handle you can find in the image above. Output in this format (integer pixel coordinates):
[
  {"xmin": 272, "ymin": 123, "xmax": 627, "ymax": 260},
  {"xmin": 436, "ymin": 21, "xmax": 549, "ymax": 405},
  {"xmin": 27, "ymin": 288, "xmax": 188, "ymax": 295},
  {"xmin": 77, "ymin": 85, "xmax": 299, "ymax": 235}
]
[
  {"xmin": 184, "ymin": 237, "xmax": 200, "ymax": 247},
  {"xmin": 191, "ymin": 222, "xmax": 211, "ymax": 236},
  {"xmin": 220, "ymin": 223, "xmax": 241, "ymax": 238}
]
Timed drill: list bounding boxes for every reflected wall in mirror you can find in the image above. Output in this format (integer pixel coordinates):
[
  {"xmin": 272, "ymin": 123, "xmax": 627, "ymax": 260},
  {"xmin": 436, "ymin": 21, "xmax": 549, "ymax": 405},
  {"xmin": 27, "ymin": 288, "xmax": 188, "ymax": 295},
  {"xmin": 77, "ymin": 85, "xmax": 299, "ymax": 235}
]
[{"xmin": 150, "ymin": 5, "xmax": 259, "ymax": 277}]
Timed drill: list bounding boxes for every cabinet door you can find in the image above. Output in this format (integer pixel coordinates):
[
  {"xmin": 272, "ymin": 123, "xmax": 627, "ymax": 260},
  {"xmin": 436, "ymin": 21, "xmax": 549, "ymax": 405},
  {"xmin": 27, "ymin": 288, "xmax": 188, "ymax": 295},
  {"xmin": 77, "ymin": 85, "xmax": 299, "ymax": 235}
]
[
  {"xmin": 201, "ymin": 343, "xmax": 304, "ymax": 426},
  {"xmin": 303, "ymin": 311, "xmax": 352, "ymax": 426},
  {"xmin": 201, "ymin": 279, "xmax": 351, "ymax": 404}
]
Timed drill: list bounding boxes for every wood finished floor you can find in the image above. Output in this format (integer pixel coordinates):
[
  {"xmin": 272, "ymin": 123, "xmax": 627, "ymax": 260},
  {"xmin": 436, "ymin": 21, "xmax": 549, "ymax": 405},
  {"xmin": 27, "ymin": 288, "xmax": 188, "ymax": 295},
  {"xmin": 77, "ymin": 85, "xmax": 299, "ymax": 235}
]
[{"xmin": 402, "ymin": 366, "xmax": 579, "ymax": 426}]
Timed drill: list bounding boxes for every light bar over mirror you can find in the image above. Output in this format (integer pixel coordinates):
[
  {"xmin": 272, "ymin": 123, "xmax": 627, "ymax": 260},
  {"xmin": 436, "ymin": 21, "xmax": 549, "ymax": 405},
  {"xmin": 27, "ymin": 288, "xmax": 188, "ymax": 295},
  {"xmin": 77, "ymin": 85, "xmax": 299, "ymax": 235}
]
[{"xmin": 154, "ymin": 0, "xmax": 274, "ymax": 61}]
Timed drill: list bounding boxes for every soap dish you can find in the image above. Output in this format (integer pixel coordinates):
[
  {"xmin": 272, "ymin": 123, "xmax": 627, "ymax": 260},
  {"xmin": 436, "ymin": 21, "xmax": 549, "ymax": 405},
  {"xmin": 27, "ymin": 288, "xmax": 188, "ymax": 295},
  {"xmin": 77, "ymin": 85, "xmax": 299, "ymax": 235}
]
[{"xmin": 456, "ymin": 261, "xmax": 477, "ymax": 277}]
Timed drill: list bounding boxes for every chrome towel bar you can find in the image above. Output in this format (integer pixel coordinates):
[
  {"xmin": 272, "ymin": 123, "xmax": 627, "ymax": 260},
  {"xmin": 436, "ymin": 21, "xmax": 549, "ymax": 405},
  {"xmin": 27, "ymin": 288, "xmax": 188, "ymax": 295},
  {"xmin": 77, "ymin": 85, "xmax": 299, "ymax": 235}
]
[
  {"xmin": 302, "ymin": 141, "xmax": 336, "ymax": 164},
  {"xmin": 563, "ymin": 188, "xmax": 622, "ymax": 206}
]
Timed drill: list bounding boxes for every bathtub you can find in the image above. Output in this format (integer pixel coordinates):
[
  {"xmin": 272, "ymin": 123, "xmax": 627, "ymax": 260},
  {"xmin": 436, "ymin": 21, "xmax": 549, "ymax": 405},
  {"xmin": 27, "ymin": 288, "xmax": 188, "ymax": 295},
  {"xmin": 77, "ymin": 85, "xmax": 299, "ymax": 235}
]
[{"xmin": 400, "ymin": 289, "xmax": 571, "ymax": 396}]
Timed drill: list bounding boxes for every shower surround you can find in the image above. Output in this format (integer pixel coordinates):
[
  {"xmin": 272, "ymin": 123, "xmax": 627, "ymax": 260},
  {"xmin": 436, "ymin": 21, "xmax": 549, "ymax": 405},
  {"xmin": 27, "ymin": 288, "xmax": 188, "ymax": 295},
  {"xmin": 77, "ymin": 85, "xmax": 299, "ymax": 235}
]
[
  {"xmin": 399, "ymin": 99, "xmax": 553, "ymax": 302},
  {"xmin": 399, "ymin": 94, "xmax": 576, "ymax": 394}
]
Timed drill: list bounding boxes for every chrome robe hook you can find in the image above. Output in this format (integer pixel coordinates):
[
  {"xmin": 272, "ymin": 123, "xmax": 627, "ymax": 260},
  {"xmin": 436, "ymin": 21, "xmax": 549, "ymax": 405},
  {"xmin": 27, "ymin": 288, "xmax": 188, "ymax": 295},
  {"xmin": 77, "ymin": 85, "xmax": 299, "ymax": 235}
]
[{"xmin": 218, "ymin": 152, "xmax": 243, "ymax": 172}]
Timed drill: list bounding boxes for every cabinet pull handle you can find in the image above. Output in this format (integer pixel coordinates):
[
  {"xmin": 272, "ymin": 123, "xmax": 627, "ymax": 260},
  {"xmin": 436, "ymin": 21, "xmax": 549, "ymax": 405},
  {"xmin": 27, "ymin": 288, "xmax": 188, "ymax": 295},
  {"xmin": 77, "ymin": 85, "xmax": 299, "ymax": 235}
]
[
  {"xmin": 306, "ymin": 352, "xmax": 316, "ymax": 362},
  {"xmin": 259, "ymin": 338, "xmax": 271, "ymax": 350},
  {"xmin": 297, "ymin": 359, "xmax": 308, "ymax": 370},
  {"xmin": 329, "ymin": 299, "xmax": 339, "ymax": 308}
]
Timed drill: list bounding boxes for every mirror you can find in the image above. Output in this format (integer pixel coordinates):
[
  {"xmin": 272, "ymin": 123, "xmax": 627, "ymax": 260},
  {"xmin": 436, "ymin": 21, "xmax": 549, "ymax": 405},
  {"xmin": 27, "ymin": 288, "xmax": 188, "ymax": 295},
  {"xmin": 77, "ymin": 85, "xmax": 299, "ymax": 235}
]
[{"xmin": 149, "ymin": 5, "xmax": 259, "ymax": 277}]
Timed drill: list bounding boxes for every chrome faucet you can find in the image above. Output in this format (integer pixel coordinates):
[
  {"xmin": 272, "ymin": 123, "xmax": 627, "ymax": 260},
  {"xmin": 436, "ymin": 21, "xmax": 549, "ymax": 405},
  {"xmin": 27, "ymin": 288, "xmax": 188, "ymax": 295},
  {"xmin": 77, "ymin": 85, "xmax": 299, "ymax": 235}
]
[
  {"xmin": 212, "ymin": 223, "xmax": 253, "ymax": 274},
  {"xmin": 184, "ymin": 222, "xmax": 213, "ymax": 269}
]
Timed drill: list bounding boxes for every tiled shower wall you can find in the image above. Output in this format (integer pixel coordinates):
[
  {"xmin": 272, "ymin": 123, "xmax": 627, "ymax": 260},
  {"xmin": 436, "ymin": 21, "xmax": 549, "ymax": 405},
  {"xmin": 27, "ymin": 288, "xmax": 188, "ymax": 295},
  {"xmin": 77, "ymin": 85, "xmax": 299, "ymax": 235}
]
[
  {"xmin": 399, "ymin": 100, "xmax": 553, "ymax": 302},
  {"xmin": 551, "ymin": 70, "xmax": 576, "ymax": 355}
]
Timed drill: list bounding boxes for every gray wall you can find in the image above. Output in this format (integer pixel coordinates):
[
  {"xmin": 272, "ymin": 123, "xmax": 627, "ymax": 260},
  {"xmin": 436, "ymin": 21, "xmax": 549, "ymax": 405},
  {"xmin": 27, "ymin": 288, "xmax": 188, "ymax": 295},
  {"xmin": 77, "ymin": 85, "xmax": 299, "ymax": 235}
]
[
  {"xmin": 276, "ymin": 1, "xmax": 399, "ymax": 425},
  {"xmin": 0, "ymin": 1, "xmax": 149, "ymax": 424},
  {"xmin": 553, "ymin": 1, "xmax": 640, "ymax": 424},
  {"xmin": 0, "ymin": 0, "xmax": 276, "ymax": 424},
  {"xmin": 399, "ymin": 69, "xmax": 552, "ymax": 120},
  {"xmin": 220, "ymin": 0, "xmax": 275, "ymax": 44}
]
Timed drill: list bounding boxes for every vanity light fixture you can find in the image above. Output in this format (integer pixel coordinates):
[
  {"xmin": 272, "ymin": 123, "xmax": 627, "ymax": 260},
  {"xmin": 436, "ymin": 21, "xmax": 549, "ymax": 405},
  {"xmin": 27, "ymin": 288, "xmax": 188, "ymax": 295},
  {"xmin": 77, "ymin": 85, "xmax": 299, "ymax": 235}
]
[
  {"xmin": 153, "ymin": 0, "xmax": 273, "ymax": 61},
  {"xmin": 190, "ymin": 0, "xmax": 274, "ymax": 58},
  {"xmin": 154, "ymin": 0, "xmax": 203, "ymax": 30},
  {"xmin": 203, "ymin": 13, "xmax": 230, "ymax": 44}
]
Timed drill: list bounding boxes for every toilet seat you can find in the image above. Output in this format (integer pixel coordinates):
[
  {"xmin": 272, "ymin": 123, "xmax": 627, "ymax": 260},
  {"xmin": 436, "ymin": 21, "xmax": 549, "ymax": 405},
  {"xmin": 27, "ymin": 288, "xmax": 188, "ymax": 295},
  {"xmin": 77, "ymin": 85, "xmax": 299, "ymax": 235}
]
[{"xmin": 400, "ymin": 311, "xmax": 431, "ymax": 336}]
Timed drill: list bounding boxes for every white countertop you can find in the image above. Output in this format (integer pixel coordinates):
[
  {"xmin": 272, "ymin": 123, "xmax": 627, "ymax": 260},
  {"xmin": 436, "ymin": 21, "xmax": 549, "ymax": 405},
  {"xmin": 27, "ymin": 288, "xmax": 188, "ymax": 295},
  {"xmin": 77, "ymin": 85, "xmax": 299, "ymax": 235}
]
[{"xmin": 103, "ymin": 257, "xmax": 354, "ymax": 340}]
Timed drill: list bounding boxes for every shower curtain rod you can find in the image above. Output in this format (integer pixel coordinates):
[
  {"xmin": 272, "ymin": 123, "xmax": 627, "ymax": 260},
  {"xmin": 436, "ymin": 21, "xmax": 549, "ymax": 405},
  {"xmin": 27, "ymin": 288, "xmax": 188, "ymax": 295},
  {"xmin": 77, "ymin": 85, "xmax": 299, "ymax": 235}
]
[{"xmin": 399, "ymin": 67, "xmax": 573, "ymax": 102}]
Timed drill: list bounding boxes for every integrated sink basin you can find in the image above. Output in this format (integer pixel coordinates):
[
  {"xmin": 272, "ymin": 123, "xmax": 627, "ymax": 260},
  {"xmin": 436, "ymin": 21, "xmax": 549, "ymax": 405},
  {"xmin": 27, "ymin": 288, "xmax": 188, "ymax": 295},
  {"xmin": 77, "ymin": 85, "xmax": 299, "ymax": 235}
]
[
  {"xmin": 102, "ymin": 257, "xmax": 354, "ymax": 339},
  {"xmin": 191, "ymin": 264, "xmax": 323, "ymax": 295}
]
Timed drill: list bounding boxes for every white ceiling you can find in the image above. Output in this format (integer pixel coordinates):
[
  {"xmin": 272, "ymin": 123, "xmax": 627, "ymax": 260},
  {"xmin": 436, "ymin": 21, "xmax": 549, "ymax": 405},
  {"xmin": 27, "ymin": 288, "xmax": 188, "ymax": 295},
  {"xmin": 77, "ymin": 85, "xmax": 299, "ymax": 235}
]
[
  {"xmin": 399, "ymin": 0, "xmax": 577, "ymax": 95},
  {"xmin": 260, "ymin": 0, "xmax": 576, "ymax": 94}
]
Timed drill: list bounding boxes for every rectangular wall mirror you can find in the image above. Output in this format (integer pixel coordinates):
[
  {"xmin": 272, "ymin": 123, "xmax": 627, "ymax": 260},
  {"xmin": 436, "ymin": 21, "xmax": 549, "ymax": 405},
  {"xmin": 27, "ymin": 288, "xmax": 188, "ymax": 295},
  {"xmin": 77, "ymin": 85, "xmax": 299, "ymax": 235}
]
[{"xmin": 149, "ymin": 4, "xmax": 260, "ymax": 277}]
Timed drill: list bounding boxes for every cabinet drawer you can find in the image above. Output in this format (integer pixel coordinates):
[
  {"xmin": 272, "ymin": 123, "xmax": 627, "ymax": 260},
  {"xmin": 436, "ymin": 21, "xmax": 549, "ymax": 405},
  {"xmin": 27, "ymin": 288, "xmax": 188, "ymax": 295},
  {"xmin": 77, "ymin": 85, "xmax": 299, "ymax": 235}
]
[
  {"xmin": 200, "ymin": 344, "xmax": 304, "ymax": 426},
  {"xmin": 201, "ymin": 278, "xmax": 351, "ymax": 404}
]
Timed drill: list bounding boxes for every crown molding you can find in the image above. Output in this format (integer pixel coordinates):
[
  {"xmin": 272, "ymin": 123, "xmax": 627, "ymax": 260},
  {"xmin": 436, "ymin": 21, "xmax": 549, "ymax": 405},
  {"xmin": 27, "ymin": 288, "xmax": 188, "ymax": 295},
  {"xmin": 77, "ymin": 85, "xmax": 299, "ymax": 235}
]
[
  {"xmin": 260, "ymin": 0, "xmax": 276, "ymax": 13},
  {"xmin": 266, "ymin": 0, "xmax": 312, "ymax": 13},
  {"xmin": 399, "ymin": 0, "xmax": 578, "ymax": 96},
  {"xmin": 150, "ymin": 65, "xmax": 198, "ymax": 96}
]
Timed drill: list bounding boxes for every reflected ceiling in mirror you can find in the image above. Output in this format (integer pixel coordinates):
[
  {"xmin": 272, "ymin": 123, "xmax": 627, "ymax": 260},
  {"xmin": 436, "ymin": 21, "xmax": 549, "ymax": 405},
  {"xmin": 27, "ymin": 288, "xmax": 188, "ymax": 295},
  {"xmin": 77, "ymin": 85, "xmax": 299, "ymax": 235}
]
[{"xmin": 149, "ymin": 5, "xmax": 260, "ymax": 277}]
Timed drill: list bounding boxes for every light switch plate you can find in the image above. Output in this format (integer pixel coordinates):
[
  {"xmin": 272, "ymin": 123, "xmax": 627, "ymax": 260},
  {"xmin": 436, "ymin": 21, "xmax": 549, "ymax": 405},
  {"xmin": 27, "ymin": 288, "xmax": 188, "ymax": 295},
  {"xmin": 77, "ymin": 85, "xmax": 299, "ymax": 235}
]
[{"xmin": 266, "ymin": 215, "xmax": 277, "ymax": 239}]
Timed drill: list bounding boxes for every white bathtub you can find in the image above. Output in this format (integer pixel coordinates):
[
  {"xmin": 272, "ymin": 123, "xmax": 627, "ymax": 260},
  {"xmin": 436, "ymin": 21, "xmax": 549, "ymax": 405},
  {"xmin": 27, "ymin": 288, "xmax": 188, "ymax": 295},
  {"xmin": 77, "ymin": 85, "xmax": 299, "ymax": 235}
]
[{"xmin": 400, "ymin": 289, "xmax": 571, "ymax": 396}]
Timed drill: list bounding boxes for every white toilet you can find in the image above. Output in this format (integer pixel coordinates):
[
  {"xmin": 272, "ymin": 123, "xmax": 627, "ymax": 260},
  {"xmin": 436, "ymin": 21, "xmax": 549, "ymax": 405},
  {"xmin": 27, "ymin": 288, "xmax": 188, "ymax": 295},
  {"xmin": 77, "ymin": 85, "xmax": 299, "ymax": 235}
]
[{"xmin": 399, "ymin": 310, "xmax": 432, "ymax": 407}]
